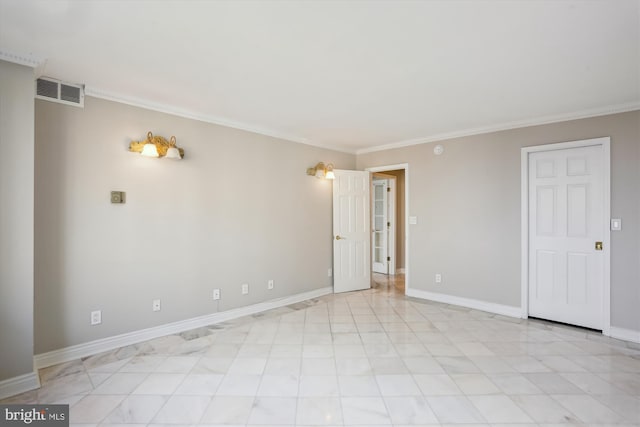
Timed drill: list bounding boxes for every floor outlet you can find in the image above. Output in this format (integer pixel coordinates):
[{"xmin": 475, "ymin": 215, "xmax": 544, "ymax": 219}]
[
  {"xmin": 212, "ymin": 289, "xmax": 220, "ymax": 300},
  {"xmin": 267, "ymin": 280, "xmax": 274, "ymax": 290},
  {"xmin": 242, "ymin": 283, "xmax": 249, "ymax": 295},
  {"xmin": 91, "ymin": 310, "xmax": 102, "ymax": 325},
  {"xmin": 152, "ymin": 299, "xmax": 161, "ymax": 312}
]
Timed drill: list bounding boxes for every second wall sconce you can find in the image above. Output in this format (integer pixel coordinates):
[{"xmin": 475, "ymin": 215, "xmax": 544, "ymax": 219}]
[
  {"xmin": 129, "ymin": 131, "xmax": 185, "ymax": 159},
  {"xmin": 306, "ymin": 162, "xmax": 335, "ymax": 179}
]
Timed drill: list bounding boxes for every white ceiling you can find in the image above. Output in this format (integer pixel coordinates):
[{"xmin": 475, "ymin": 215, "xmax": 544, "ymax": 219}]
[{"xmin": 1, "ymin": 0, "xmax": 638, "ymax": 153}]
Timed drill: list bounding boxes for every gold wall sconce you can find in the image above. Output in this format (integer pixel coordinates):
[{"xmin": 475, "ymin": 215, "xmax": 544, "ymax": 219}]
[
  {"xmin": 129, "ymin": 131, "xmax": 184, "ymax": 159},
  {"xmin": 306, "ymin": 162, "xmax": 335, "ymax": 179}
]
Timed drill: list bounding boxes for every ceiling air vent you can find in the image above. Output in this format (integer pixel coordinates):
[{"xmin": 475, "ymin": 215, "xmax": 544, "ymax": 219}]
[{"xmin": 35, "ymin": 77, "xmax": 84, "ymax": 107}]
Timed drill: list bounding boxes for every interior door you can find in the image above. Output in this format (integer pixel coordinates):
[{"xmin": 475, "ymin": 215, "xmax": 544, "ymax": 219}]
[
  {"xmin": 333, "ymin": 170, "xmax": 371, "ymax": 293},
  {"xmin": 528, "ymin": 145, "xmax": 604, "ymax": 329},
  {"xmin": 372, "ymin": 179, "xmax": 388, "ymax": 274}
]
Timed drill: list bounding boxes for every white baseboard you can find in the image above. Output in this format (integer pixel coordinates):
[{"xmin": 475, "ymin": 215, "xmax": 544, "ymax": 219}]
[
  {"xmin": 406, "ymin": 288, "xmax": 522, "ymax": 318},
  {"xmin": 0, "ymin": 372, "xmax": 40, "ymax": 400},
  {"xmin": 35, "ymin": 286, "xmax": 333, "ymax": 369},
  {"xmin": 609, "ymin": 326, "xmax": 640, "ymax": 344}
]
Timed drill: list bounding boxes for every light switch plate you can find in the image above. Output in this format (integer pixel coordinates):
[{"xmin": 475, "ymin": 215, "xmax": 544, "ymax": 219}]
[
  {"xmin": 111, "ymin": 191, "xmax": 126, "ymax": 204},
  {"xmin": 409, "ymin": 216, "xmax": 417, "ymax": 225},
  {"xmin": 611, "ymin": 218, "xmax": 622, "ymax": 231}
]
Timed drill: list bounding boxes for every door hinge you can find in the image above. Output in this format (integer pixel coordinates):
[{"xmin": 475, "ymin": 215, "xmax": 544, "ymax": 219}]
[
  {"xmin": 387, "ymin": 222, "xmax": 390, "ymax": 227},
  {"xmin": 387, "ymin": 256, "xmax": 391, "ymax": 261},
  {"xmin": 387, "ymin": 187, "xmax": 391, "ymax": 192}
]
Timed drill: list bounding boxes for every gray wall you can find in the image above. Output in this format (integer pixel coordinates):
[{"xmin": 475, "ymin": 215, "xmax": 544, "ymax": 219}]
[
  {"xmin": 28, "ymin": 94, "xmax": 640, "ymax": 355},
  {"xmin": 357, "ymin": 111, "xmax": 639, "ymax": 331},
  {"xmin": 35, "ymin": 96, "xmax": 355, "ymax": 353},
  {"xmin": 0, "ymin": 61, "xmax": 35, "ymax": 381}
]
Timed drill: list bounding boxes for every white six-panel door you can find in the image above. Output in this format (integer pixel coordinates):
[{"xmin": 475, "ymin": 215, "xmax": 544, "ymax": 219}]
[
  {"xmin": 333, "ymin": 170, "xmax": 371, "ymax": 293},
  {"xmin": 528, "ymin": 144, "xmax": 604, "ymax": 329}
]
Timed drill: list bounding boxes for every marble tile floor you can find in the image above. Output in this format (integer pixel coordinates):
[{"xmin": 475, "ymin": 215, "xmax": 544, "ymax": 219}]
[{"xmin": 3, "ymin": 274, "xmax": 640, "ymax": 426}]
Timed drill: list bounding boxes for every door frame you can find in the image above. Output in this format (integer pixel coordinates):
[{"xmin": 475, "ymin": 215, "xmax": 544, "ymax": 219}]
[
  {"xmin": 372, "ymin": 173, "xmax": 397, "ymax": 275},
  {"xmin": 365, "ymin": 163, "xmax": 410, "ymax": 294},
  {"xmin": 520, "ymin": 137, "xmax": 611, "ymax": 335}
]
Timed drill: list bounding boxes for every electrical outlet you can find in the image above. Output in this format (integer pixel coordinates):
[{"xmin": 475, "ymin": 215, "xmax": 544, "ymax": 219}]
[
  {"xmin": 435, "ymin": 274, "xmax": 442, "ymax": 284},
  {"xmin": 328, "ymin": 268, "xmax": 333, "ymax": 277},
  {"xmin": 212, "ymin": 289, "xmax": 220, "ymax": 300},
  {"xmin": 152, "ymin": 299, "xmax": 161, "ymax": 312},
  {"xmin": 91, "ymin": 310, "xmax": 102, "ymax": 325},
  {"xmin": 267, "ymin": 279, "xmax": 274, "ymax": 290},
  {"xmin": 241, "ymin": 283, "xmax": 249, "ymax": 295}
]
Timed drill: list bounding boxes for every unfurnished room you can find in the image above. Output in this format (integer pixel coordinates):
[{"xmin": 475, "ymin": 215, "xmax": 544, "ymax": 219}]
[{"xmin": 0, "ymin": 0, "xmax": 639, "ymax": 425}]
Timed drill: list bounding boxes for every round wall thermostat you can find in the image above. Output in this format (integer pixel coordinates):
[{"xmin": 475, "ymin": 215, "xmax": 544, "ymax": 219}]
[{"xmin": 433, "ymin": 144, "xmax": 444, "ymax": 155}]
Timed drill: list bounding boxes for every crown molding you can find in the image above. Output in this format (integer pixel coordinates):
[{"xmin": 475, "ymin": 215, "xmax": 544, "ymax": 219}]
[
  {"xmin": 357, "ymin": 101, "xmax": 640, "ymax": 155},
  {"xmin": 84, "ymin": 86, "xmax": 356, "ymax": 154},
  {"xmin": 75, "ymin": 85, "xmax": 640, "ymax": 157},
  {"xmin": 0, "ymin": 48, "xmax": 45, "ymax": 68}
]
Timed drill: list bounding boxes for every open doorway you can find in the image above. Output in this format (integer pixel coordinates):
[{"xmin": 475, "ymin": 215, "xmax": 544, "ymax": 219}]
[
  {"xmin": 366, "ymin": 165, "xmax": 408, "ymax": 295},
  {"xmin": 372, "ymin": 173, "xmax": 396, "ymax": 275}
]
